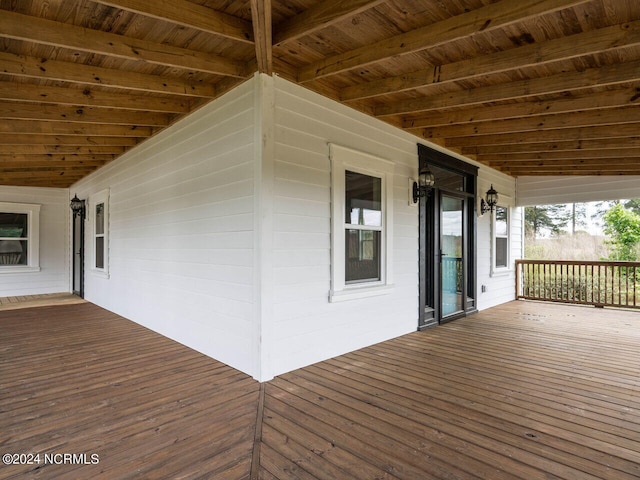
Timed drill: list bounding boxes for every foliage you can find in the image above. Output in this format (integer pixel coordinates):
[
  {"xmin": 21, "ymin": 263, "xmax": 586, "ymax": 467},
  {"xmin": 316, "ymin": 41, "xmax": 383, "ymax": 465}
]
[
  {"xmin": 623, "ymin": 198, "xmax": 640, "ymax": 215},
  {"xmin": 524, "ymin": 205, "xmax": 570, "ymax": 239},
  {"xmin": 602, "ymin": 203, "xmax": 640, "ymax": 261},
  {"xmin": 525, "ymin": 232, "xmax": 608, "ymax": 260},
  {"xmin": 569, "ymin": 203, "xmax": 587, "ymax": 234}
]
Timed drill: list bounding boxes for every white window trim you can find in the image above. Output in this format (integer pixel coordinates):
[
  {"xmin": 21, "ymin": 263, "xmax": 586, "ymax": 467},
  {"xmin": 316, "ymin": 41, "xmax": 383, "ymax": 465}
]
[
  {"xmin": 0, "ymin": 202, "xmax": 40, "ymax": 273},
  {"xmin": 329, "ymin": 144, "xmax": 394, "ymax": 302},
  {"xmin": 491, "ymin": 204, "xmax": 510, "ymax": 276},
  {"xmin": 91, "ymin": 189, "xmax": 110, "ymax": 278}
]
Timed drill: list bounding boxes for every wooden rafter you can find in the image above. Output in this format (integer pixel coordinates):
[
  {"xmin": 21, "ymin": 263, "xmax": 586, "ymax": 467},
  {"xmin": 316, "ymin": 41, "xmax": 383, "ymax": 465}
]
[
  {"xmin": 251, "ymin": 0, "xmax": 273, "ymax": 74},
  {"xmin": 342, "ymin": 20, "xmax": 640, "ymax": 102},
  {"xmin": 0, "ymin": 10, "xmax": 250, "ymax": 77},
  {"xmin": 377, "ymin": 60, "xmax": 640, "ymax": 117},
  {"xmin": 93, "ymin": 0, "xmax": 254, "ymax": 44},
  {"xmin": 274, "ymin": 0, "xmax": 386, "ymax": 45},
  {"xmin": 0, "ymin": 52, "xmax": 217, "ymax": 98},
  {"xmin": 418, "ymin": 107, "xmax": 640, "ymax": 140},
  {"xmin": 443, "ymin": 124, "xmax": 640, "ymax": 147},
  {"xmin": 0, "ymin": 102, "xmax": 173, "ymax": 127},
  {"xmin": 0, "ymin": 82, "xmax": 191, "ymax": 113},
  {"xmin": 403, "ymin": 87, "xmax": 640, "ymax": 129},
  {"xmin": 297, "ymin": 0, "xmax": 592, "ymax": 82}
]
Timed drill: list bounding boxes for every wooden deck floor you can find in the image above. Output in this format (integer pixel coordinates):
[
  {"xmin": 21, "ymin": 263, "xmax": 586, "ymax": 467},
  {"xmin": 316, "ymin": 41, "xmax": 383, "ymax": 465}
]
[{"xmin": 1, "ymin": 301, "xmax": 639, "ymax": 479}]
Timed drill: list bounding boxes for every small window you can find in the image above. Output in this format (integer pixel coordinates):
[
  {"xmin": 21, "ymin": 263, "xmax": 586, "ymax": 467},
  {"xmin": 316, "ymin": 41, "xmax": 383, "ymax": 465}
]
[
  {"xmin": 493, "ymin": 205, "xmax": 509, "ymax": 271},
  {"xmin": 345, "ymin": 170, "xmax": 382, "ymax": 283},
  {"xmin": 91, "ymin": 190, "xmax": 109, "ymax": 277},
  {"xmin": 0, "ymin": 203, "xmax": 40, "ymax": 272},
  {"xmin": 330, "ymin": 144, "xmax": 394, "ymax": 302}
]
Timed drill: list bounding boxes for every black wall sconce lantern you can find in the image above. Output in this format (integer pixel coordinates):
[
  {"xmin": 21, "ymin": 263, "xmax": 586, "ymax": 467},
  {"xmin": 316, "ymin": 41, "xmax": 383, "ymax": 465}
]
[
  {"xmin": 412, "ymin": 166, "xmax": 435, "ymax": 203},
  {"xmin": 70, "ymin": 194, "xmax": 86, "ymax": 218},
  {"xmin": 480, "ymin": 184, "xmax": 499, "ymax": 215}
]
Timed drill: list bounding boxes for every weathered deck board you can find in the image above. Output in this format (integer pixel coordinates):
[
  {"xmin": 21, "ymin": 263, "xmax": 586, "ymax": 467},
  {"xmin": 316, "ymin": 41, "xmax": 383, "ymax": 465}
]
[
  {"xmin": 260, "ymin": 301, "xmax": 640, "ymax": 480},
  {"xmin": 1, "ymin": 300, "xmax": 639, "ymax": 479},
  {"xmin": 0, "ymin": 302, "xmax": 260, "ymax": 480}
]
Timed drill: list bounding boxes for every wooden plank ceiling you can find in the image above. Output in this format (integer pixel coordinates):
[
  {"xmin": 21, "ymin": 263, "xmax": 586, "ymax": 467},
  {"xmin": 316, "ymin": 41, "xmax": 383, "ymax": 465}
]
[{"xmin": 0, "ymin": 0, "xmax": 639, "ymax": 187}]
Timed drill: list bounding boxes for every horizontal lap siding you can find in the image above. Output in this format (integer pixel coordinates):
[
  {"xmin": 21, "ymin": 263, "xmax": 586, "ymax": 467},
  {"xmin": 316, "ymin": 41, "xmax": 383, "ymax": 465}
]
[
  {"xmin": 72, "ymin": 82, "xmax": 258, "ymax": 377},
  {"xmin": 517, "ymin": 176, "xmax": 640, "ymax": 205},
  {"xmin": 0, "ymin": 186, "xmax": 68, "ymax": 295},
  {"xmin": 268, "ymin": 78, "xmax": 420, "ymax": 377},
  {"xmin": 478, "ymin": 172, "xmax": 520, "ymax": 310}
]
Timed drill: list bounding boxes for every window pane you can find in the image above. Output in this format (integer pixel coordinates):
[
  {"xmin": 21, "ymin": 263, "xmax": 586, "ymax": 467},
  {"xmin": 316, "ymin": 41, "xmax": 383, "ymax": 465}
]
[
  {"xmin": 0, "ymin": 212, "xmax": 28, "ymax": 237},
  {"xmin": 345, "ymin": 229, "xmax": 381, "ymax": 283},
  {"xmin": 0, "ymin": 239, "xmax": 26, "ymax": 265},
  {"xmin": 96, "ymin": 203, "xmax": 105, "ymax": 235},
  {"xmin": 496, "ymin": 237, "xmax": 508, "ymax": 268},
  {"xmin": 345, "ymin": 170, "xmax": 381, "ymax": 226},
  {"xmin": 495, "ymin": 206, "xmax": 508, "ymax": 236},
  {"xmin": 96, "ymin": 236, "xmax": 104, "ymax": 269}
]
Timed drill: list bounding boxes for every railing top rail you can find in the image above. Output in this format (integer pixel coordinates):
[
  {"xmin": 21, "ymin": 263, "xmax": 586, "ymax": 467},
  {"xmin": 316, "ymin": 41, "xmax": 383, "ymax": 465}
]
[{"xmin": 515, "ymin": 259, "xmax": 640, "ymax": 267}]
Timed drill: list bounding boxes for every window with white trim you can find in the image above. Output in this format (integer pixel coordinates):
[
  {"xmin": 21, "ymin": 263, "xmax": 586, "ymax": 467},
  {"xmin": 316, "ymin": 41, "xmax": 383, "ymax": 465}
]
[
  {"xmin": 91, "ymin": 189, "xmax": 109, "ymax": 277},
  {"xmin": 330, "ymin": 144, "xmax": 394, "ymax": 302},
  {"xmin": 0, "ymin": 202, "xmax": 40, "ymax": 273},
  {"xmin": 493, "ymin": 205, "xmax": 509, "ymax": 272}
]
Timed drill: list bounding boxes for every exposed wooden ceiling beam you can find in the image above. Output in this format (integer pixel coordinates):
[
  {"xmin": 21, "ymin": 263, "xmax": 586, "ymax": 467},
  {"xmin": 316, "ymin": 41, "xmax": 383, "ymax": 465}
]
[
  {"xmin": 0, "ymin": 52, "xmax": 217, "ymax": 98},
  {"xmin": 0, "ymin": 135, "xmax": 137, "ymax": 147},
  {"xmin": 0, "ymin": 146, "xmax": 126, "ymax": 156},
  {"xmin": 0, "ymin": 168, "xmax": 96, "ymax": 177},
  {"xmin": 0, "ymin": 82, "xmax": 191, "ymax": 113},
  {"xmin": 462, "ymin": 137, "xmax": 640, "ymax": 155},
  {"xmin": 0, "ymin": 120, "xmax": 153, "ymax": 137},
  {"xmin": 274, "ymin": 0, "xmax": 385, "ymax": 46},
  {"xmin": 342, "ymin": 20, "xmax": 640, "ymax": 101},
  {"xmin": 0, "ymin": 10, "xmax": 250, "ymax": 78},
  {"xmin": 377, "ymin": 60, "xmax": 640, "ymax": 116},
  {"xmin": 499, "ymin": 166, "xmax": 640, "ymax": 176},
  {"xmin": 0, "ymin": 102, "xmax": 172, "ymax": 127},
  {"xmin": 403, "ymin": 86, "xmax": 640, "ymax": 129},
  {"xmin": 476, "ymin": 148, "xmax": 640, "ymax": 162},
  {"xmin": 0, "ymin": 154, "xmax": 115, "ymax": 163},
  {"xmin": 93, "ymin": 0, "xmax": 254, "ymax": 44},
  {"xmin": 297, "ymin": 0, "xmax": 591, "ymax": 82},
  {"xmin": 418, "ymin": 107, "xmax": 640, "ymax": 139},
  {"xmin": 485, "ymin": 157, "xmax": 640, "ymax": 168},
  {"xmin": 250, "ymin": 0, "xmax": 273, "ymax": 74},
  {"xmin": 443, "ymin": 124, "xmax": 640, "ymax": 147}
]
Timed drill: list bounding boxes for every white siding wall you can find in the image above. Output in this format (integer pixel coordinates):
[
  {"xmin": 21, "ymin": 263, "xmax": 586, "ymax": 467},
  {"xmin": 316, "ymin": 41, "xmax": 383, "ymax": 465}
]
[
  {"xmin": 477, "ymin": 170, "xmax": 521, "ymax": 310},
  {"xmin": 71, "ymin": 79, "xmax": 258, "ymax": 377},
  {"xmin": 0, "ymin": 186, "xmax": 69, "ymax": 295},
  {"xmin": 517, "ymin": 176, "xmax": 640, "ymax": 206},
  {"xmin": 265, "ymin": 77, "xmax": 416, "ymax": 378}
]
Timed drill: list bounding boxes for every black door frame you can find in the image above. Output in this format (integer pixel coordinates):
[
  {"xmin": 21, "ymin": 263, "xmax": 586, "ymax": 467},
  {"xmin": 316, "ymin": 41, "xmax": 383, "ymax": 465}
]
[
  {"xmin": 72, "ymin": 201, "xmax": 86, "ymax": 298},
  {"xmin": 418, "ymin": 144, "xmax": 478, "ymax": 329}
]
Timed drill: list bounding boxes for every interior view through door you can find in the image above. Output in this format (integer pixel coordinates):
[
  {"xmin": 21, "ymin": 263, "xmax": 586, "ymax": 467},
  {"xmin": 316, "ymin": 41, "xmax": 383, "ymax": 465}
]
[
  {"xmin": 440, "ymin": 194, "xmax": 464, "ymax": 318},
  {"xmin": 418, "ymin": 144, "xmax": 477, "ymax": 329}
]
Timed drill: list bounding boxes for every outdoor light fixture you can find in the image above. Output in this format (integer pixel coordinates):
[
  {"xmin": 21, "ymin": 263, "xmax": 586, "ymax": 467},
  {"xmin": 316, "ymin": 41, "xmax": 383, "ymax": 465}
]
[
  {"xmin": 480, "ymin": 184, "xmax": 499, "ymax": 215},
  {"xmin": 70, "ymin": 194, "xmax": 86, "ymax": 218},
  {"xmin": 412, "ymin": 166, "xmax": 435, "ymax": 203}
]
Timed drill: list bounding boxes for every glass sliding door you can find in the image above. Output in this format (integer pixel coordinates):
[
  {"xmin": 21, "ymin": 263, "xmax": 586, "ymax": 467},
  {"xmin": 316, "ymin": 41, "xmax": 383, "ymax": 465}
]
[
  {"xmin": 417, "ymin": 143, "xmax": 477, "ymax": 328},
  {"xmin": 441, "ymin": 195, "xmax": 464, "ymax": 317}
]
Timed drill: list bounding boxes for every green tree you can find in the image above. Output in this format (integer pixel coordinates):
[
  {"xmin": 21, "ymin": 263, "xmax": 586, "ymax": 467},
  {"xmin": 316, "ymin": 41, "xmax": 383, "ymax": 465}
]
[
  {"xmin": 525, "ymin": 205, "xmax": 570, "ymax": 239},
  {"xmin": 570, "ymin": 203, "xmax": 587, "ymax": 235},
  {"xmin": 623, "ymin": 198, "xmax": 640, "ymax": 215},
  {"xmin": 603, "ymin": 203, "xmax": 640, "ymax": 261}
]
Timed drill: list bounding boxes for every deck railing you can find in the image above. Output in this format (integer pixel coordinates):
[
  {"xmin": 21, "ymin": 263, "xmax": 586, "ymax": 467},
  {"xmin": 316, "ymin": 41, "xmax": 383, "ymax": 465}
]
[{"xmin": 515, "ymin": 259, "xmax": 640, "ymax": 309}]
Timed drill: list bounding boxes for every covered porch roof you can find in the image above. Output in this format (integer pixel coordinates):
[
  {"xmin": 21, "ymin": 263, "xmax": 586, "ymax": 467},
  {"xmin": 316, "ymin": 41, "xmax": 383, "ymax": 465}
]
[
  {"xmin": 0, "ymin": 0, "xmax": 639, "ymax": 188},
  {"xmin": 2, "ymin": 299, "xmax": 639, "ymax": 479}
]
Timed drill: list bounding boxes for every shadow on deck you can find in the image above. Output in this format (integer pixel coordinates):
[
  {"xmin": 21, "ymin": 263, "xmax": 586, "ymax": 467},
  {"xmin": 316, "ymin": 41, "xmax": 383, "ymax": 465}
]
[{"xmin": 1, "ymin": 301, "xmax": 639, "ymax": 479}]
